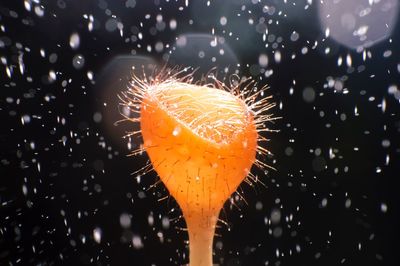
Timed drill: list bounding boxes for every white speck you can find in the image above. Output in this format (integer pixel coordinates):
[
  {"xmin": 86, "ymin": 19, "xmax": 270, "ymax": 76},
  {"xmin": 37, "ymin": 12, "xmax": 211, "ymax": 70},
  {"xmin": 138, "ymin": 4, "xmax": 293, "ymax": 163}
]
[
  {"xmin": 132, "ymin": 235, "xmax": 144, "ymax": 249},
  {"xmin": 354, "ymin": 25, "xmax": 368, "ymax": 36},
  {"xmin": 383, "ymin": 50, "xmax": 392, "ymax": 58},
  {"xmin": 93, "ymin": 227, "xmax": 102, "ymax": 243},
  {"xmin": 169, "ymin": 19, "xmax": 177, "ymax": 30},
  {"xmin": 210, "ymin": 37, "xmax": 217, "ymax": 47},
  {"xmin": 337, "ymin": 56, "xmax": 343, "ymax": 66},
  {"xmin": 93, "ymin": 112, "xmax": 102, "ymax": 123},
  {"xmin": 87, "ymin": 71, "xmax": 94, "ymax": 80},
  {"xmin": 161, "ymin": 216, "xmax": 170, "ymax": 229},
  {"xmin": 274, "ymin": 51, "xmax": 281, "ymax": 63},
  {"xmin": 72, "ymin": 54, "xmax": 85, "ymax": 69},
  {"xmin": 21, "ymin": 115, "xmax": 31, "ymax": 125},
  {"xmin": 220, "ymin": 16, "xmax": 227, "ymax": 26},
  {"xmin": 40, "ymin": 48, "xmax": 46, "ymax": 58},
  {"xmin": 381, "ymin": 98, "xmax": 386, "ymax": 113},
  {"xmin": 69, "ymin": 32, "xmax": 80, "ymax": 50},
  {"xmin": 172, "ymin": 126, "xmax": 181, "ymax": 136},
  {"xmin": 381, "ymin": 139, "xmax": 390, "ymax": 148},
  {"xmin": 34, "ymin": 5, "xmax": 44, "ymax": 17},
  {"xmin": 380, "ymin": 203, "xmax": 388, "ymax": 213},
  {"xmin": 345, "ymin": 199, "xmax": 351, "ymax": 208},
  {"xmin": 329, "ymin": 147, "xmax": 335, "ymax": 159},
  {"xmin": 18, "ymin": 54, "xmax": 25, "ymax": 75},
  {"xmin": 321, "ymin": 198, "xmax": 328, "ymax": 208},
  {"xmin": 148, "ymin": 213, "xmax": 154, "ymax": 226},
  {"xmin": 290, "ymin": 31, "xmax": 299, "ymax": 41},
  {"xmin": 24, "ymin": 0, "xmax": 31, "ymax": 11},
  {"xmin": 48, "ymin": 70, "xmax": 56, "ymax": 81},
  {"xmin": 120, "ymin": 213, "xmax": 131, "ymax": 228},
  {"xmin": 5, "ymin": 66, "xmax": 12, "ymax": 78},
  {"xmin": 325, "ymin": 47, "xmax": 331, "ymax": 54},
  {"xmin": 346, "ymin": 54, "xmax": 352, "ymax": 67},
  {"xmin": 22, "ymin": 184, "xmax": 28, "ymax": 196},
  {"xmin": 388, "ymin": 84, "xmax": 397, "ymax": 94},
  {"xmin": 118, "ymin": 22, "xmax": 124, "ymax": 37},
  {"xmin": 265, "ymin": 69, "xmax": 274, "ymax": 77},
  {"xmin": 325, "ymin": 27, "xmax": 330, "ymax": 38},
  {"xmin": 258, "ymin": 54, "xmax": 269, "ymax": 67},
  {"xmin": 88, "ymin": 15, "xmax": 94, "ymax": 31},
  {"xmin": 157, "ymin": 231, "xmax": 164, "ymax": 243},
  {"xmin": 385, "ymin": 154, "xmax": 390, "ymax": 165}
]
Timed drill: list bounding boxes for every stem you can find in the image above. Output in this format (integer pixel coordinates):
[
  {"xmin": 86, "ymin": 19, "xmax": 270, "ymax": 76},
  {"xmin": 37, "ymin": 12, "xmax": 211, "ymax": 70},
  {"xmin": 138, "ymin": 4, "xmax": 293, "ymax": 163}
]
[{"xmin": 185, "ymin": 210, "xmax": 219, "ymax": 266}]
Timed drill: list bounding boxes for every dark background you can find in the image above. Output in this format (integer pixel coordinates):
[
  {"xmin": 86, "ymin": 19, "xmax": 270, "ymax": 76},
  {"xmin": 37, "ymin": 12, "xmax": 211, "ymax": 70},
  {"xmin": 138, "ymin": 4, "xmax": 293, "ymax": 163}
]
[{"xmin": 0, "ymin": 0, "xmax": 399, "ymax": 265}]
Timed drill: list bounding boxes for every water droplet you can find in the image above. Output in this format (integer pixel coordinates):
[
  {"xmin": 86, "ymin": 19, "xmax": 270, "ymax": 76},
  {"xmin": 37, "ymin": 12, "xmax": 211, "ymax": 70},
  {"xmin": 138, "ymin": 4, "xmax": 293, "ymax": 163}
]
[
  {"xmin": 290, "ymin": 31, "xmax": 299, "ymax": 41},
  {"xmin": 172, "ymin": 126, "xmax": 181, "ymax": 136},
  {"xmin": 380, "ymin": 203, "xmax": 388, "ymax": 213},
  {"xmin": 93, "ymin": 112, "xmax": 102, "ymax": 123},
  {"xmin": 132, "ymin": 235, "xmax": 144, "ymax": 249},
  {"xmin": 270, "ymin": 209, "xmax": 281, "ymax": 224},
  {"xmin": 69, "ymin": 32, "xmax": 80, "ymax": 50},
  {"xmin": 258, "ymin": 54, "xmax": 268, "ymax": 67},
  {"xmin": 93, "ymin": 227, "xmax": 102, "ymax": 243},
  {"xmin": 120, "ymin": 213, "xmax": 131, "ymax": 228},
  {"xmin": 302, "ymin": 87, "xmax": 316, "ymax": 103},
  {"xmin": 72, "ymin": 54, "xmax": 85, "ymax": 69}
]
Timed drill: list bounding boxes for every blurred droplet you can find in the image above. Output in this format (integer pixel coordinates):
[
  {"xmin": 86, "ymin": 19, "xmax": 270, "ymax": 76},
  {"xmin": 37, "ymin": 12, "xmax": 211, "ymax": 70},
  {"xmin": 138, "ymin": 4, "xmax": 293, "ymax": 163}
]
[
  {"xmin": 318, "ymin": 0, "xmax": 399, "ymax": 49},
  {"xmin": 303, "ymin": 87, "xmax": 316, "ymax": 103},
  {"xmin": 380, "ymin": 203, "xmax": 388, "ymax": 213},
  {"xmin": 93, "ymin": 227, "xmax": 102, "ymax": 243},
  {"xmin": 120, "ymin": 213, "xmax": 131, "ymax": 228},
  {"xmin": 69, "ymin": 32, "xmax": 80, "ymax": 50},
  {"xmin": 72, "ymin": 54, "xmax": 85, "ymax": 69},
  {"xmin": 259, "ymin": 54, "xmax": 269, "ymax": 67},
  {"xmin": 132, "ymin": 235, "xmax": 144, "ymax": 249}
]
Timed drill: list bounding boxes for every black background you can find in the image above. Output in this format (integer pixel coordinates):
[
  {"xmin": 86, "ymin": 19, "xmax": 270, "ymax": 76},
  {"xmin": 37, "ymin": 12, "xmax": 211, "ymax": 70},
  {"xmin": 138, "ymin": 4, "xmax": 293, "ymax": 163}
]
[{"xmin": 1, "ymin": 0, "xmax": 399, "ymax": 265}]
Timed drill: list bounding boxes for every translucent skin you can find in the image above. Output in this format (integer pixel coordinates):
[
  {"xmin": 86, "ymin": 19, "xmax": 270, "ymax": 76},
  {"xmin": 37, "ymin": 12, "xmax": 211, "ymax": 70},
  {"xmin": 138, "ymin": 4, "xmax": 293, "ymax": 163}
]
[{"xmin": 140, "ymin": 82, "xmax": 258, "ymax": 266}]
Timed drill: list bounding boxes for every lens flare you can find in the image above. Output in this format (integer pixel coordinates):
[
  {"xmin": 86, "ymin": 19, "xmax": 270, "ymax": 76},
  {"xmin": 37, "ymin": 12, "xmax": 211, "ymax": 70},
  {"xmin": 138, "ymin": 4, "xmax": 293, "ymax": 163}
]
[{"xmin": 120, "ymin": 69, "xmax": 276, "ymax": 266}]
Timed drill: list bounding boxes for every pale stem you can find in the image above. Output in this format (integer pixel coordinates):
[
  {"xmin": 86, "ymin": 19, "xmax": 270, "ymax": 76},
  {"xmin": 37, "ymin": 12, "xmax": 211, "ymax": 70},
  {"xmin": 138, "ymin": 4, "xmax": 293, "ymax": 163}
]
[{"xmin": 185, "ymin": 210, "xmax": 220, "ymax": 266}]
